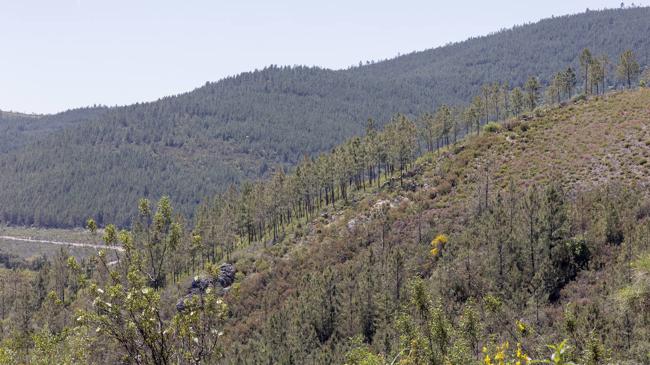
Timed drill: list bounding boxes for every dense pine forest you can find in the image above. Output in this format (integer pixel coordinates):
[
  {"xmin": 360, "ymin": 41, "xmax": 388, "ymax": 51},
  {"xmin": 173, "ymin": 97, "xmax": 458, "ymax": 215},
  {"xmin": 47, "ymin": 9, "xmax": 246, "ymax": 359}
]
[
  {"xmin": 2, "ymin": 7, "xmax": 650, "ymax": 227},
  {"xmin": 1, "ymin": 36, "xmax": 650, "ymax": 363},
  {"xmin": 0, "ymin": 107, "xmax": 108, "ymax": 153}
]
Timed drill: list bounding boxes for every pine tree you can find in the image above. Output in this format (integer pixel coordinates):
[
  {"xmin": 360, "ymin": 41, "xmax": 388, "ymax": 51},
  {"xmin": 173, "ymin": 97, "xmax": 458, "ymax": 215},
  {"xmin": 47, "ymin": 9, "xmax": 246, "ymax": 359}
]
[
  {"xmin": 617, "ymin": 49, "xmax": 640, "ymax": 88},
  {"xmin": 580, "ymin": 48, "xmax": 593, "ymax": 94},
  {"xmin": 471, "ymin": 96, "xmax": 483, "ymax": 134},
  {"xmin": 510, "ymin": 87, "xmax": 525, "ymax": 116},
  {"xmin": 434, "ymin": 105, "xmax": 452, "ymax": 147},
  {"xmin": 524, "ymin": 76, "xmax": 540, "ymax": 110},
  {"xmin": 541, "ymin": 182, "xmax": 567, "ymax": 261},
  {"xmin": 564, "ymin": 67, "xmax": 577, "ymax": 97},
  {"xmin": 360, "ymin": 251, "xmax": 377, "ymax": 344},
  {"xmin": 589, "ymin": 58, "xmax": 604, "ymax": 94}
]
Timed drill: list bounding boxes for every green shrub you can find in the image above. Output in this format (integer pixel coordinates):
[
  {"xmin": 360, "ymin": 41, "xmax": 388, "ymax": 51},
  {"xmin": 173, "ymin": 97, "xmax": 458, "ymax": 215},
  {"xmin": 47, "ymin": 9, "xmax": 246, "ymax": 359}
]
[
  {"xmin": 572, "ymin": 93, "xmax": 587, "ymax": 103},
  {"xmin": 484, "ymin": 122, "xmax": 502, "ymax": 133}
]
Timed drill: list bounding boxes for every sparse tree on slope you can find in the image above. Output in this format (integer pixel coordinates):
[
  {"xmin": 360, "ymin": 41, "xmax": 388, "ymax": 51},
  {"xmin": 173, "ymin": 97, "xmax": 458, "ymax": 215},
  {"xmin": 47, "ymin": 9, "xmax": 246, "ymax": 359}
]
[
  {"xmin": 589, "ymin": 57, "xmax": 604, "ymax": 94},
  {"xmin": 617, "ymin": 49, "xmax": 640, "ymax": 89},
  {"xmin": 564, "ymin": 67, "xmax": 577, "ymax": 97},
  {"xmin": 524, "ymin": 76, "xmax": 540, "ymax": 110},
  {"xmin": 580, "ymin": 48, "xmax": 593, "ymax": 94},
  {"xmin": 510, "ymin": 87, "xmax": 525, "ymax": 116}
]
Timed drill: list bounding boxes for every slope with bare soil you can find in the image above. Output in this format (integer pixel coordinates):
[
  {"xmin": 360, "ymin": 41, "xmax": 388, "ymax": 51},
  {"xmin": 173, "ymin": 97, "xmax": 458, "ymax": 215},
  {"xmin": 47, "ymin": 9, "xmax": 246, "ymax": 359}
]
[{"xmin": 218, "ymin": 89, "xmax": 650, "ymax": 362}]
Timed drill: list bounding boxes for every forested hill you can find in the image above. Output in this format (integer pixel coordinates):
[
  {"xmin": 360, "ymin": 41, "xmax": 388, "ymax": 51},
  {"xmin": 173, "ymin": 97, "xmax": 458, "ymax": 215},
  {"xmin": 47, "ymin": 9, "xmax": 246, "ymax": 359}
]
[
  {"xmin": 4, "ymin": 89, "xmax": 650, "ymax": 364},
  {"xmin": 1, "ymin": 6, "xmax": 649, "ymax": 227},
  {"xmin": 347, "ymin": 6, "xmax": 650, "ymax": 101},
  {"xmin": 0, "ymin": 107, "xmax": 108, "ymax": 153},
  {"xmin": 208, "ymin": 88, "xmax": 650, "ymax": 364}
]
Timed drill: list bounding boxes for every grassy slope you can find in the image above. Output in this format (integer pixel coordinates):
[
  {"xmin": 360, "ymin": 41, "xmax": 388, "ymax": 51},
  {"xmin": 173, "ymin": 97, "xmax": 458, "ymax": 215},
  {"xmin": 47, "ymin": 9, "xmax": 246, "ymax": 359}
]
[
  {"xmin": 429, "ymin": 89, "xmax": 650, "ymax": 224},
  {"xmin": 219, "ymin": 89, "xmax": 650, "ymax": 356},
  {"xmin": 454, "ymin": 90, "xmax": 650, "ymax": 191}
]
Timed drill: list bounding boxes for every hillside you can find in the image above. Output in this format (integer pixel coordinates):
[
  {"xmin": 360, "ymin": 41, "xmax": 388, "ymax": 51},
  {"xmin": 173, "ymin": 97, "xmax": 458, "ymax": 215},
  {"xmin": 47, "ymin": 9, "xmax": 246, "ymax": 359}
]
[
  {"xmin": 1, "ymin": 89, "xmax": 650, "ymax": 363},
  {"xmin": 0, "ymin": 107, "xmax": 108, "ymax": 153},
  {"xmin": 214, "ymin": 89, "xmax": 650, "ymax": 363},
  {"xmin": 1, "ymin": 7, "xmax": 650, "ymax": 227}
]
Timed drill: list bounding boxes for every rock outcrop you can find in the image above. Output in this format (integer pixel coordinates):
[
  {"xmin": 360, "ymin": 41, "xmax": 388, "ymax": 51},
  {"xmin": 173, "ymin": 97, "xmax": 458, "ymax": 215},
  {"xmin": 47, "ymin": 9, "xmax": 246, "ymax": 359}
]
[{"xmin": 176, "ymin": 263, "xmax": 236, "ymax": 312}]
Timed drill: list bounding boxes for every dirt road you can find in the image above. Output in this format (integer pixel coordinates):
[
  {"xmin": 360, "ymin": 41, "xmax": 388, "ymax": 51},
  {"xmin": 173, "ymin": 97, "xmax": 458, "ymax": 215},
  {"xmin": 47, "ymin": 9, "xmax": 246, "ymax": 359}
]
[{"xmin": 0, "ymin": 235, "xmax": 124, "ymax": 252}]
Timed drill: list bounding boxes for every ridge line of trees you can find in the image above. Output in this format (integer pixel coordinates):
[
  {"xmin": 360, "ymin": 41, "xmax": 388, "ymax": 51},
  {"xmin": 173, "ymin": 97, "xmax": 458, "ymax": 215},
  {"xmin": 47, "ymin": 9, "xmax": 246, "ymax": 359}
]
[{"xmin": 188, "ymin": 48, "xmax": 644, "ymax": 267}]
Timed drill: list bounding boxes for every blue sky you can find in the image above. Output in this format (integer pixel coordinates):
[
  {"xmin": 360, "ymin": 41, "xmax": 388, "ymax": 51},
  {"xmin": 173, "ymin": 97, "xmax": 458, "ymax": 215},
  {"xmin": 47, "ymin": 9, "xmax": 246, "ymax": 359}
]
[{"xmin": 1, "ymin": 0, "xmax": 646, "ymax": 113}]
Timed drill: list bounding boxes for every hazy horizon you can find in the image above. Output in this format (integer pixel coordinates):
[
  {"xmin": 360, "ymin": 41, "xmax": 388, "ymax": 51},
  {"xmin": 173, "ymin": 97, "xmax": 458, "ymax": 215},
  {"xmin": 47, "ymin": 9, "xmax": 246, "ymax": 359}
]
[{"xmin": 2, "ymin": 0, "xmax": 646, "ymax": 114}]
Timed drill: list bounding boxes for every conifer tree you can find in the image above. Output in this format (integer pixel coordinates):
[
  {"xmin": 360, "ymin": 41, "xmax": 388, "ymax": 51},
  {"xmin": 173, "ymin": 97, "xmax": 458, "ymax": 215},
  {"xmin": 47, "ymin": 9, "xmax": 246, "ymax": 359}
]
[
  {"xmin": 580, "ymin": 48, "xmax": 593, "ymax": 94},
  {"xmin": 617, "ymin": 49, "xmax": 640, "ymax": 88},
  {"xmin": 434, "ymin": 105, "xmax": 452, "ymax": 147},
  {"xmin": 524, "ymin": 76, "xmax": 540, "ymax": 110},
  {"xmin": 564, "ymin": 67, "xmax": 577, "ymax": 97},
  {"xmin": 510, "ymin": 87, "xmax": 525, "ymax": 116},
  {"xmin": 589, "ymin": 57, "xmax": 604, "ymax": 94},
  {"xmin": 471, "ymin": 96, "xmax": 483, "ymax": 134}
]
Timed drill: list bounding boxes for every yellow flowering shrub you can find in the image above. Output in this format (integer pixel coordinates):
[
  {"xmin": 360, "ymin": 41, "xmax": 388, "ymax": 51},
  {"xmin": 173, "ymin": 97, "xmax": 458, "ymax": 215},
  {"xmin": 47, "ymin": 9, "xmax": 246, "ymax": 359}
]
[
  {"xmin": 515, "ymin": 319, "xmax": 530, "ymax": 337},
  {"xmin": 482, "ymin": 342, "xmax": 530, "ymax": 365},
  {"xmin": 433, "ymin": 234, "xmax": 448, "ymax": 245},
  {"xmin": 430, "ymin": 234, "xmax": 448, "ymax": 257}
]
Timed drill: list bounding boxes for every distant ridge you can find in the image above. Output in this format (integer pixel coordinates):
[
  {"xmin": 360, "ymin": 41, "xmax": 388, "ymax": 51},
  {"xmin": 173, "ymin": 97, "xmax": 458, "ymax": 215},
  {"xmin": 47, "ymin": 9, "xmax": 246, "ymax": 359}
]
[{"xmin": 1, "ymin": 6, "xmax": 649, "ymax": 227}]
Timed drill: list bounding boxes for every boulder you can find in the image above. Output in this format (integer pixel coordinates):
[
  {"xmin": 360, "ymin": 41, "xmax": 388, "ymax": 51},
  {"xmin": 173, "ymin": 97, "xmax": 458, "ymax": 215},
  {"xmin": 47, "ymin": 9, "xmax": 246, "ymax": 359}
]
[
  {"xmin": 191, "ymin": 276, "xmax": 211, "ymax": 292},
  {"xmin": 216, "ymin": 263, "xmax": 236, "ymax": 288},
  {"xmin": 402, "ymin": 180, "xmax": 417, "ymax": 192},
  {"xmin": 176, "ymin": 263, "xmax": 236, "ymax": 312}
]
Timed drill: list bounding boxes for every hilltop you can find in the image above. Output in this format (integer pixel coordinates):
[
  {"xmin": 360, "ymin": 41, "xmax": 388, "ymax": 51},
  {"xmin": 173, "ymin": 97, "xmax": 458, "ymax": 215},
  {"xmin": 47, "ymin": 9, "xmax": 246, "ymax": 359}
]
[{"xmin": 1, "ymin": 7, "xmax": 650, "ymax": 227}]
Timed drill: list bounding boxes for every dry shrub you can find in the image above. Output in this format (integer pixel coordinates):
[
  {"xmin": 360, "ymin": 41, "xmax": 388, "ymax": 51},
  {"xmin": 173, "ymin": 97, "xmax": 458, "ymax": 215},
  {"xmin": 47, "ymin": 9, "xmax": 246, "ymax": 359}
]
[
  {"xmin": 503, "ymin": 119, "xmax": 521, "ymax": 131},
  {"xmin": 436, "ymin": 180, "xmax": 452, "ymax": 195}
]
